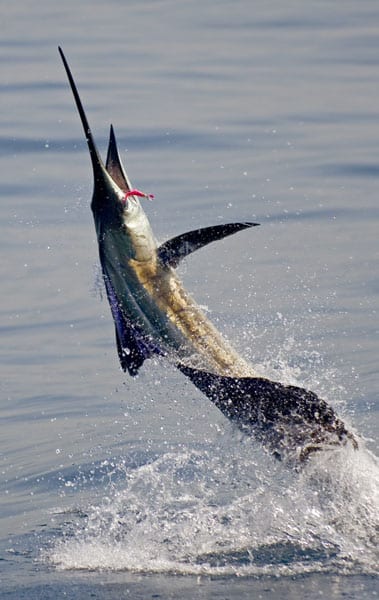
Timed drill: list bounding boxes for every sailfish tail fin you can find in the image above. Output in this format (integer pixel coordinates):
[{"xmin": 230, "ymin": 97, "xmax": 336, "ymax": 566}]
[{"xmin": 177, "ymin": 364, "xmax": 357, "ymax": 463}]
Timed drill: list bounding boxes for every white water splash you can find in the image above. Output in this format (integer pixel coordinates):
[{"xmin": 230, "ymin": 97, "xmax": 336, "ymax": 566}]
[
  {"xmin": 43, "ymin": 324, "xmax": 377, "ymax": 576},
  {"xmin": 45, "ymin": 434, "xmax": 378, "ymax": 576}
]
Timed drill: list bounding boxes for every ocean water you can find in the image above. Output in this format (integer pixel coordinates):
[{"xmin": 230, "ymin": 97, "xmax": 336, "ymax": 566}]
[{"xmin": 1, "ymin": 1, "xmax": 378, "ymax": 598}]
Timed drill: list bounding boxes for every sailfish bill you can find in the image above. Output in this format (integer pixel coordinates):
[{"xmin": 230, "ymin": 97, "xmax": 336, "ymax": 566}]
[{"xmin": 59, "ymin": 47, "xmax": 358, "ymax": 464}]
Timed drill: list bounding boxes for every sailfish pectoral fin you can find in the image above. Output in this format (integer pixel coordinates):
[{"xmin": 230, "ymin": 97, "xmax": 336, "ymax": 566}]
[
  {"xmin": 102, "ymin": 274, "xmax": 145, "ymax": 375},
  {"xmin": 157, "ymin": 222, "xmax": 260, "ymax": 268},
  {"xmin": 102, "ymin": 262, "xmax": 163, "ymax": 376},
  {"xmin": 114, "ymin": 324, "xmax": 144, "ymax": 376}
]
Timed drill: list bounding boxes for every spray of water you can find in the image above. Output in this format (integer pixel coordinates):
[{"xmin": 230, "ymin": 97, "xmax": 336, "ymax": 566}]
[
  {"xmin": 45, "ymin": 426, "xmax": 378, "ymax": 576},
  {"xmin": 43, "ymin": 314, "xmax": 378, "ymax": 576}
]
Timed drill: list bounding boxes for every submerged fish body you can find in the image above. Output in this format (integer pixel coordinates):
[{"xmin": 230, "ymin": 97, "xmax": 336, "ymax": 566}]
[{"xmin": 59, "ymin": 48, "xmax": 357, "ymax": 463}]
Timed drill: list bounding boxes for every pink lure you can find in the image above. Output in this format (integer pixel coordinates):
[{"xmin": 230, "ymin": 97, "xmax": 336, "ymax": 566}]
[{"xmin": 124, "ymin": 188, "xmax": 154, "ymax": 201}]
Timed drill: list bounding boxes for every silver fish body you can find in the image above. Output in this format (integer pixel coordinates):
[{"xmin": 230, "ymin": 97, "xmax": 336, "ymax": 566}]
[{"xmin": 59, "ymin": 48, "xmax": 357, "ymax": 463}]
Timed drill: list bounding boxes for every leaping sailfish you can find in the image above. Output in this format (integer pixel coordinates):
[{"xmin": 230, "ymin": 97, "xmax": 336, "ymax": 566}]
[{"xmin": 59, "ymin": 48, "xmax": 357, "ymax": 463}]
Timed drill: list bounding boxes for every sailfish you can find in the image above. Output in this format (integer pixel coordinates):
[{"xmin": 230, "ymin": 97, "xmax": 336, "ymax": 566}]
[{"xmin": 59, "ymin": 48, "xmax": 357, "ymax": 463}]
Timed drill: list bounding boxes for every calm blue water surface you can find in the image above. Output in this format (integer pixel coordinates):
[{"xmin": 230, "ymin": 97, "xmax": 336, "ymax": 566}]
[{"xmin": 1, "ymin": 1, "xmax": 378, "ymax": 598}]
